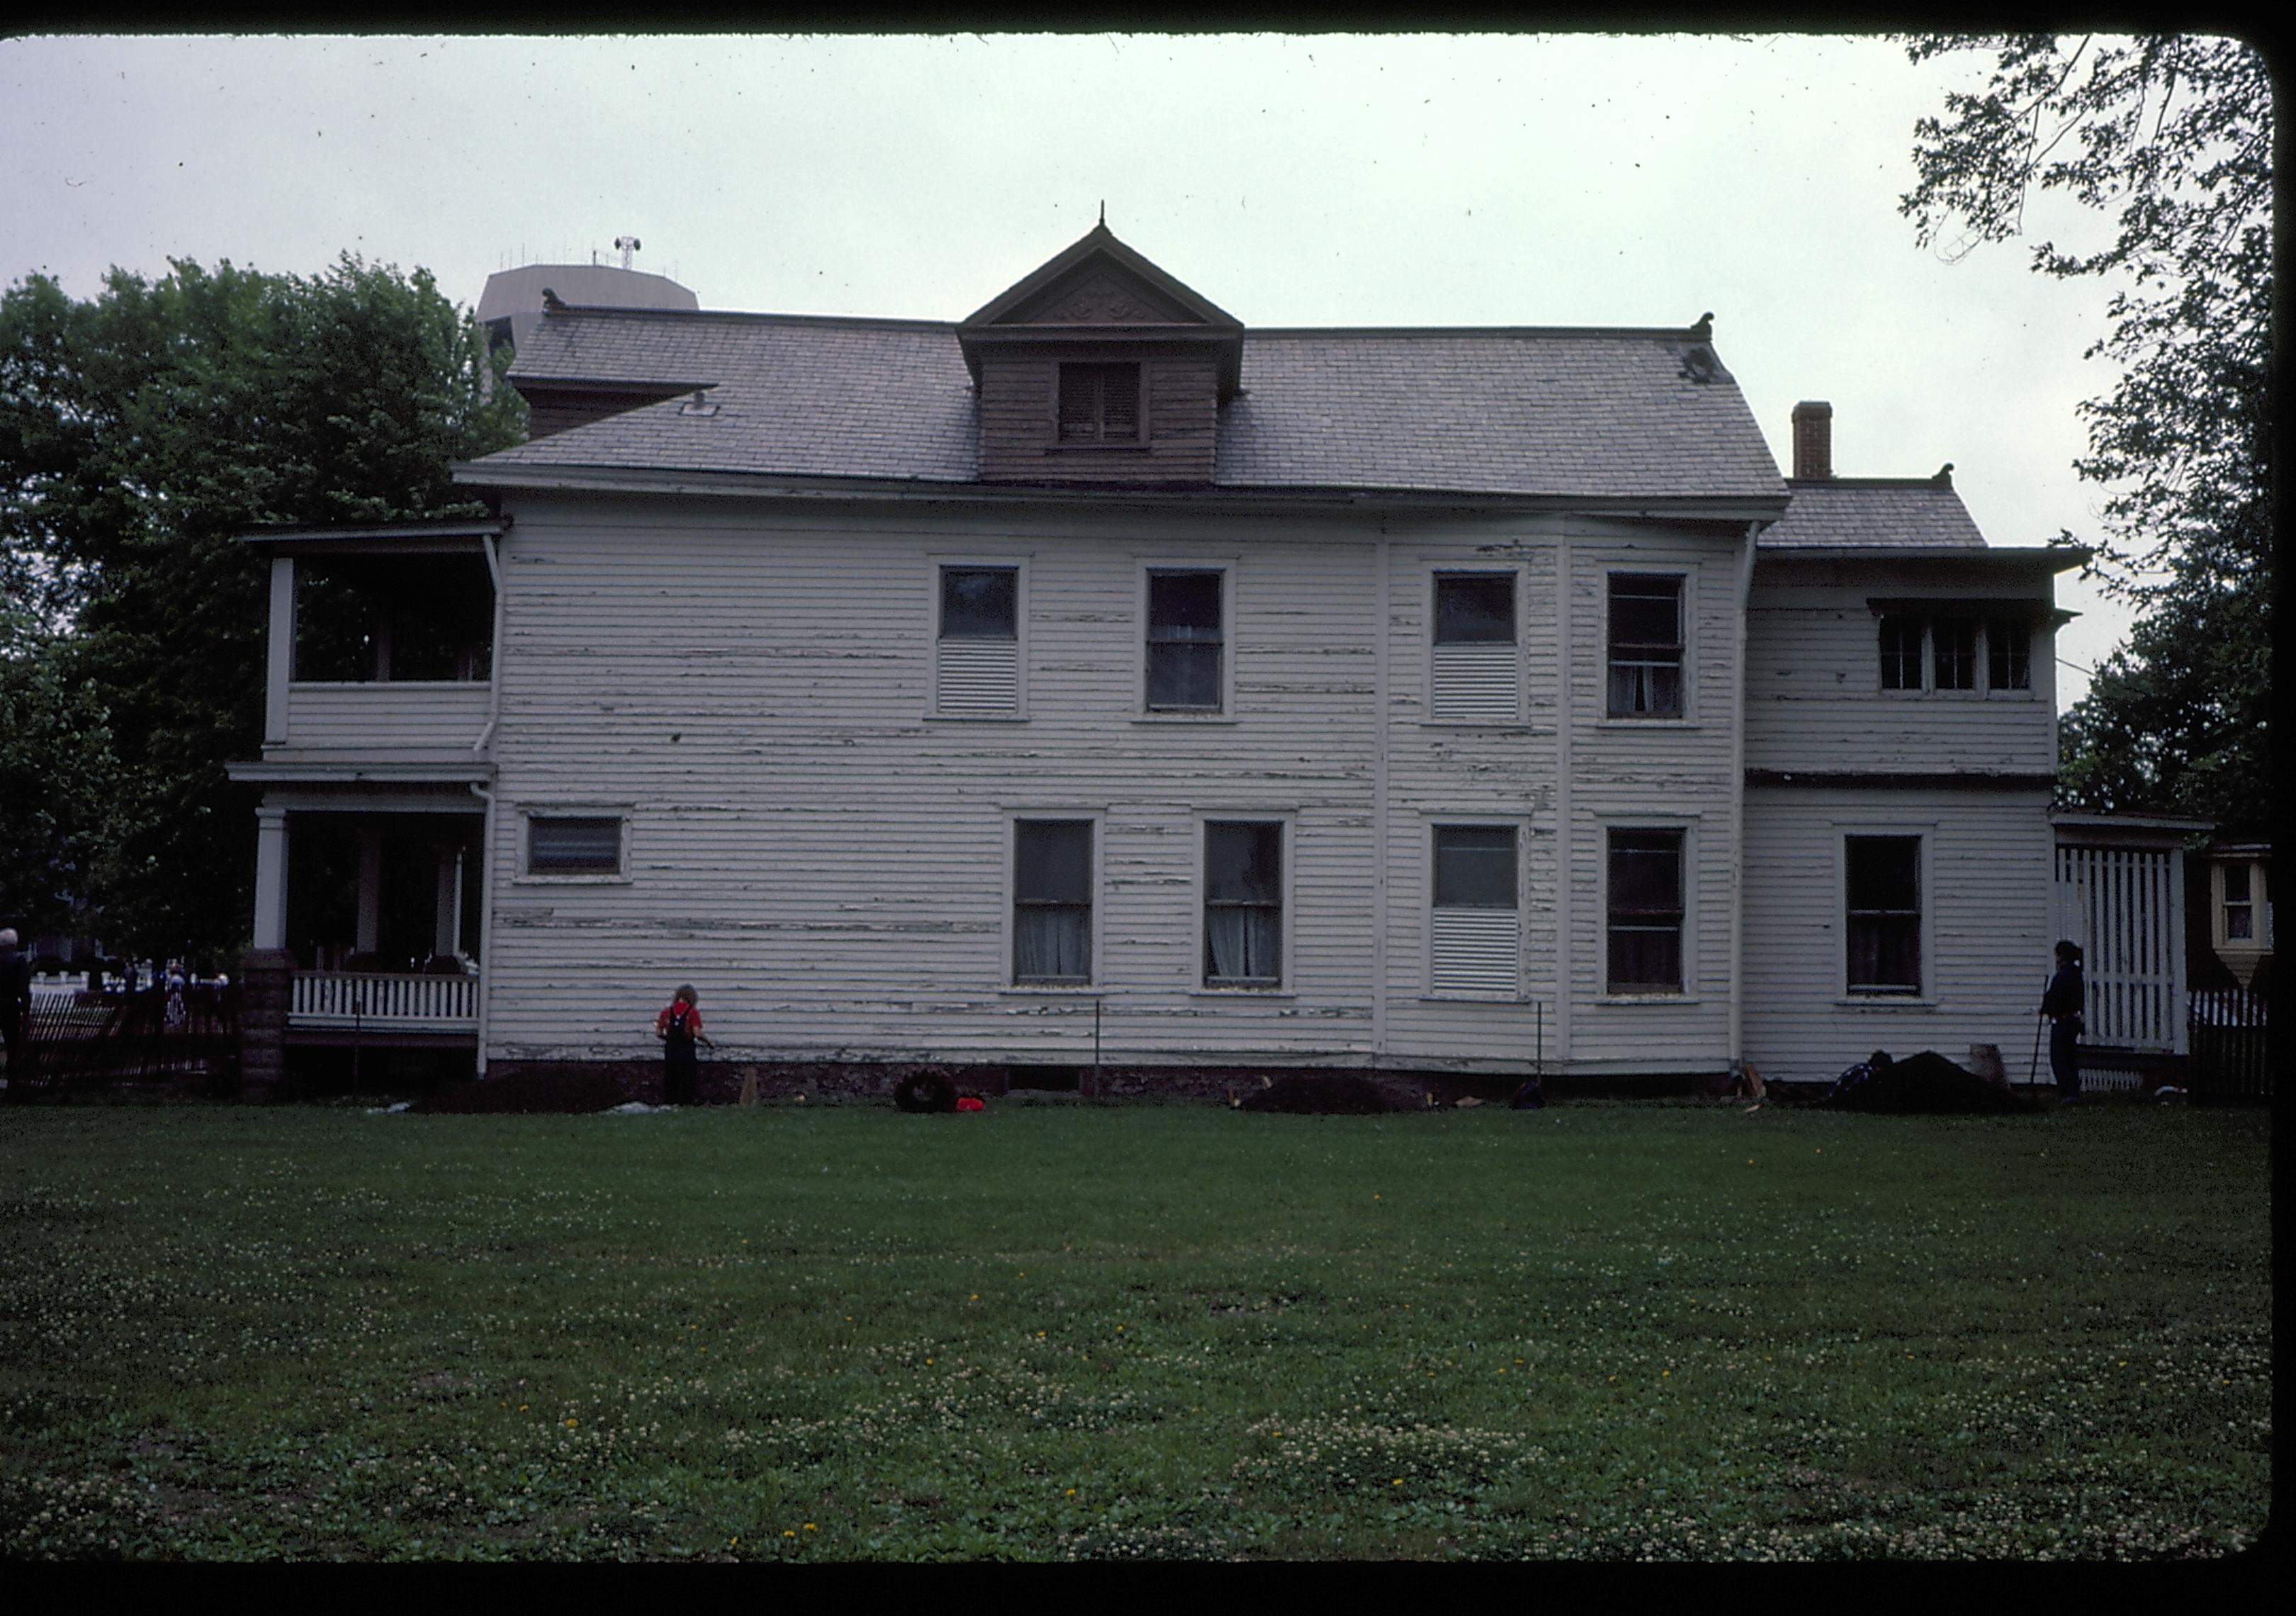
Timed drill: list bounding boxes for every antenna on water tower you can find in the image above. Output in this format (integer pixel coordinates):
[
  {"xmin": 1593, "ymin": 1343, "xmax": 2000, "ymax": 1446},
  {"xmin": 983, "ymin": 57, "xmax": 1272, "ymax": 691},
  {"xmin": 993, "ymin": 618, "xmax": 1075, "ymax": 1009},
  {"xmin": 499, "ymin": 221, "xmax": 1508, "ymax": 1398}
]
[{"xmin": 615, "ymin": 235, "xmax": 641, "ymax": 271}]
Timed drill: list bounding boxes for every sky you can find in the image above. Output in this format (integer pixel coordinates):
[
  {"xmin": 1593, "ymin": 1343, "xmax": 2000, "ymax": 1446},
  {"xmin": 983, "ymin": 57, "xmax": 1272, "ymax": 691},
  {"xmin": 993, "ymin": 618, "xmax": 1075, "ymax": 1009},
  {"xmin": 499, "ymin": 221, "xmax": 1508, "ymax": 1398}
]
[{"xmin": 1, "ymin": 30, "xmax": 2153, "ymax": 705}]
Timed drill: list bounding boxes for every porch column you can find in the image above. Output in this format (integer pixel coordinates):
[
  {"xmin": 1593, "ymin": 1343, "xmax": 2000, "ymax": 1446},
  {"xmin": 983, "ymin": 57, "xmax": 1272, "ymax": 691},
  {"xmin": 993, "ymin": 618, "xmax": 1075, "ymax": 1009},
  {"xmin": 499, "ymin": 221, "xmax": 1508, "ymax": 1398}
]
[
  {"xmin": 434, "ymin": 846, "xmax": 462, "ymax": 960},
  {"xmin": 253, "ymin": 807, "xmax": 290, "ymax": 951},
  {"xmin": 356, "ymin": 830, "xmax": 382, "ymax": 955}
]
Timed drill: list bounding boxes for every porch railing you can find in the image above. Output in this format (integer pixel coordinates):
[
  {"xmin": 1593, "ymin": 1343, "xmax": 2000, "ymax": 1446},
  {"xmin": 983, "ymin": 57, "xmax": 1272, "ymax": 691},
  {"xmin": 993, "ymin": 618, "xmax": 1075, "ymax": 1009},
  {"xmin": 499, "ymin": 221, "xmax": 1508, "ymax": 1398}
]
[{"xmin": 291, "ymin": 970, "xmax": 478, "ymax": 1031}]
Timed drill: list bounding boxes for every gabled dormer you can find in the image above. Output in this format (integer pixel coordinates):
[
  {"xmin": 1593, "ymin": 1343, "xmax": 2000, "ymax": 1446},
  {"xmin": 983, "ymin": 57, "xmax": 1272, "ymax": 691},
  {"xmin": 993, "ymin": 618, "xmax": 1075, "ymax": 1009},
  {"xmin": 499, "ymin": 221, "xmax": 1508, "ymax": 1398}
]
[{"xmin": 957, "ymin": 223, "xmax": 1244, "ymax": 486}]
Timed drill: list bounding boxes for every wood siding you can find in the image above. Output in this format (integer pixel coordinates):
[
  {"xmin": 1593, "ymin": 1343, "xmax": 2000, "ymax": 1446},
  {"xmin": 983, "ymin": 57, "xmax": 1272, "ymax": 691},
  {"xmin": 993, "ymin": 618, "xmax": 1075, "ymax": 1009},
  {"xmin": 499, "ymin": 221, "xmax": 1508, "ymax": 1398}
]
[
  {"xmin": 975, "ymin": 347, "xmax": 1220, "ymax": 484},
  {"xmin": 474, "ymin": 495, "xmax": 1747, "ymax": 1076},
  {"xmin": 276, "ymin": 682, "xmax": 491, "ymax": 759},
  {"xmin": 1740, "ymin": 784, "xmax": 2055, "ymax": 1084},
  {"xmin": 1745, "ymin": 564, "xmax": 2056, "ymax": 775}
]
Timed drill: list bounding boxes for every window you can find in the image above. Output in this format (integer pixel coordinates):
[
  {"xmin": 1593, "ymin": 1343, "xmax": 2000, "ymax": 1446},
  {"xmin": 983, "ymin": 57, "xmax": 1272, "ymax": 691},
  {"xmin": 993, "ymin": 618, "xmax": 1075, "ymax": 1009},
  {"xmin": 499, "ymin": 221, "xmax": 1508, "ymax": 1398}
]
[
  {"xmin": 1608, "ymin": 575, "xmax": 1684, "ymax": 718},
  {"xmin": 1204, "ymin": 821, "xmax": 1281, "ymax": 987},
  {"xmin": 1879, "ymin": 615, "xmax": 1924, "ymax": 691},
  {"xmin": 1058, "ymin": 361, "xmax": 1141, "ymax": 444},
  {"xmin": 1987, "ymin": 618, "xmax": 2032, "ymax": 691},
  {"xmin": 527, "ymin": 815, "xmax": 622, "ymax": 877},
  {"xmin": 1932, "ymin": 619, "xmax": 1979, "ymax": 691},
  {"xmin": 1607, "ymin": 829, "xmax": 1684, "ymax": 994},
  {"xmin": 2222, "ymin": 864, "xmax": 2255, "ymax": 941},
  {"xmin": 1431, "ymin": 824, "xmax": 1519, "ymax": 994},
  {"xmin": 1147, "ymin": 569, "xmax": 1225, "ymax": 712},
  {"xmin": 1845, "ymin": 835, "xmax": 1922, "ymax": 995},
  {"xmin": 936, "ymin": 565, "xmax": 1020, "ymax": 715},
  {"xmin": 1014, "ymin": 821, "xmax": 1092, "ymax": 984},
  {"xmin": 1431, "ymin": 573, "xmax": 1518, "ymax": 721}
]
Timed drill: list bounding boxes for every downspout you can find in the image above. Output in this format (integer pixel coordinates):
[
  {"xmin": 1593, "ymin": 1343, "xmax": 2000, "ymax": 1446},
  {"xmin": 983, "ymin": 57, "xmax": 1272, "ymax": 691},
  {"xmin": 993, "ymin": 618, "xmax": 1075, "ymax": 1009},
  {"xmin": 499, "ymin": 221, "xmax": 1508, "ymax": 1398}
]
[
  {"xmin": 469, "ymin": 527, "xmax": 509, "ymax": 1075},
  {"xmin": 1728, "ymin": 520, "xmax": 1758, "ymax": 1073},
  {"xmin": 1372, "ymin": 520, "xmax": 1391, "ymax": 1063},
  {"xmin": 1553, "ymin": 535, "xmax": 1572, "ymax": 1067}
]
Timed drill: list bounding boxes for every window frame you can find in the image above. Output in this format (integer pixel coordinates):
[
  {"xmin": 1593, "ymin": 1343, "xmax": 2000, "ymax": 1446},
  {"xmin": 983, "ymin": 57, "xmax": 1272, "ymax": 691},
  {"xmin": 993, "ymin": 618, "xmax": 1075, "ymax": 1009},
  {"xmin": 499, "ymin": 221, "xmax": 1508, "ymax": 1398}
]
[
  {"xmin": 1604, "ymin": 569, "xmax": 1692, "ymax": 722},
  {"xmin": 1426, "ymin": 566, "xmax": 1524, "ymax": 724},
  {"xmin": 1840, "ymin": 830, "xmax": 1932, "ymax": 1001},
  {"xmin": 2215, "ymin": 858, "xmax": 2272, "ymax": 951},
  {"xmin": 518, "ymin": 809, "xmax": 631, "ymax": 884},
  {"xmin": 1052, "ymin": 359, "xmax": 1147, "ymax": 448},
  {"xmin": 1196, "ymin": 814, "xmax": 1293, "ymax": 994},
  {"xmin": 1006, "ymin": 812, "xmax": 1102, "ymax": 990},
  {"xmin": 1985, "ymin": 615, "xmax": 2034, "ymax": 695},
  {"xmin": 1137, "ymin": 561, "xmax": 1237, "ymax": 720},
  {"xmin": 926, "ymin": 555, "xmax": 1030, "ymax": 722},
  {"xmin": 1601, "ymin": 822, "xmax": 1692, "ymax": 999},
  {"xmin": 1877, "ymin": 610, "xmax": 2040, "ymax": 699}
]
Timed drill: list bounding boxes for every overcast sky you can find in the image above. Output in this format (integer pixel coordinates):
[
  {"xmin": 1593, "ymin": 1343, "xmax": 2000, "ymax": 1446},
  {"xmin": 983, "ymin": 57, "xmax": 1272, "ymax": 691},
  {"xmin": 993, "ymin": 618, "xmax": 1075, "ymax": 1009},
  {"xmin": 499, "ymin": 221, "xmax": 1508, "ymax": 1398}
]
[{"xmin": 4, "ymin": 30, "xmax": 2152, "ymax": 704}]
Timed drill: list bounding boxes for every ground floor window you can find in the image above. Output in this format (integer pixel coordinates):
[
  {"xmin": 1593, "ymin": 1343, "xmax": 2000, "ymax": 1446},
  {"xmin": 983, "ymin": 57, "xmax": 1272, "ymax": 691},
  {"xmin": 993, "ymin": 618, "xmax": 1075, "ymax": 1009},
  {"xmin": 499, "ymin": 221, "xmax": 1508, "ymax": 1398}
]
[
  {"xmin": 1204, "ymin": 821, "xmax": 1282, "ymax": 986},
  {"xmin": 1430, "ymin": 824, "xmax": 1519, "ymax": 994},
  {"xmin": 1014, "ymin": 820, "xmax": 1093, "ymax": 984},
  {"xmin": 1606, "ymin": 829, "xmax": 1684, "ymax": 993},
  {"xmin": 1845, "ymin": 834, "xmax": 1922, "ymax": 994},
  {"xmin": 526, "ymin": 814, "xmax": 624, "ymax": 877}
]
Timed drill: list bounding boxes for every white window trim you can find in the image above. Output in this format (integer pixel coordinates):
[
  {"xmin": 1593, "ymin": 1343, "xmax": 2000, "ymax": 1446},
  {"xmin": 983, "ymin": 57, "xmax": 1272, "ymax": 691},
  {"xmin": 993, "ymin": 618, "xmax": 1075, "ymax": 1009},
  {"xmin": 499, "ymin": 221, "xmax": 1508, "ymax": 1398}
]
[
  {"xmin": 516, "ymin": 807, "xmax": 633, "ymax": 885},
  {"xmin": 1001, "ymin": 807, "xmax": 1105, "ymax": 993},
  {"xmin": 1835, "ymin": 823, "xmax": 1938, "ymax": 1006},
  {"xmin": 1193, "ymin": 809, "xmax": 1297, "ymax": 995},
  {"xmin": 1423, "ymin": 816, "xmax": 1529, "ymax": 1001},
  {"xmin": 1602, "ymin": 566, "xmax": 1694, "ymax": 724},
  {"xmin": 1594, "ymin": 814, "xmax": 1699, "ymax": 1003},
  {"xmin": 1424, "ymin": 564, "xmax": 1525, "ymax": 726},
  {"xmin": 2212, "ymin": 858, "xmax": 2273, "ymax": 953},
  {"xmin": 926, "ymin": 554, "xmax": 1031, "ymax": 722},
  {"xmin": 1136, "ymin": 559, "xmax": 1239, "ymax": 722}
]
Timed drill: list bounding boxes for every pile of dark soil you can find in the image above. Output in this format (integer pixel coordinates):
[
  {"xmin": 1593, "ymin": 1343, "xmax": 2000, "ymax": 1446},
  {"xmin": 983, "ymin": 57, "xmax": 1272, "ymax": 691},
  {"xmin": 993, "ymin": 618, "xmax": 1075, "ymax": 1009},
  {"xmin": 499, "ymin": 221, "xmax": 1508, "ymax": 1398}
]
[
  {"xmin": 1238, "ymin": 1073, "xmax": 1400, "ymax": 1115},
  {"xmin": 414, "ymin": 1068, "xmax": 634, "ymax": 1115},
  {"xmin": 1822, "ymin": 1050, "xmax": 2036, "ymax": 1115}
]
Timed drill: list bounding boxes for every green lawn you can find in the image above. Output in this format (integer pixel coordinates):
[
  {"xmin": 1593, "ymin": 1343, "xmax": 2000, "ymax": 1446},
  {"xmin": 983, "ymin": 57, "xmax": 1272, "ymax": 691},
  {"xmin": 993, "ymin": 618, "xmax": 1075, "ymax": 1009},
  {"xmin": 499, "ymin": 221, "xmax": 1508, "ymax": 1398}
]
[{"xmin": 0, "ymin": 1097, "xmax": 2271, "ymax": 1560}]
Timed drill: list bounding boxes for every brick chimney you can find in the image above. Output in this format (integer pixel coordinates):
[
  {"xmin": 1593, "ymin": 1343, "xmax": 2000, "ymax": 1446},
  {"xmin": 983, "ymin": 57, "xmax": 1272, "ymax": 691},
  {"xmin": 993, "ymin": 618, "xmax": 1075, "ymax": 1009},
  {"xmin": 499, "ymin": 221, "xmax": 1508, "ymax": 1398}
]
[{"xmin": 1791, "ymin": 400, "xmax": 1833, "ymax": 480}]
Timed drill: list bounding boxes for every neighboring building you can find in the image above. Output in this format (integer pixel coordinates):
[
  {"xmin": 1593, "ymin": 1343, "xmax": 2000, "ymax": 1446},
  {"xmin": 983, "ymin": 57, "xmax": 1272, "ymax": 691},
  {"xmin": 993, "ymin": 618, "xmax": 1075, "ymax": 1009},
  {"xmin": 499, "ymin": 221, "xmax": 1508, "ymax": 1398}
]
[
  {"xmin": 2193, "ymin": 840, "xmax": 2273, "ymax": 991},
  {"xmin": 230, "ymin": 225, "xmax": 2096, "ymax": 1095}
]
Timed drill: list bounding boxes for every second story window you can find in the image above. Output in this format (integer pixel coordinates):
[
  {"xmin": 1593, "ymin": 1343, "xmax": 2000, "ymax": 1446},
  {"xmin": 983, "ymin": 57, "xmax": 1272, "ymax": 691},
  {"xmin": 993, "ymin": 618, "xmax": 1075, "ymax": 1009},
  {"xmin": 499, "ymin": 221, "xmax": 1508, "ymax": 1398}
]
[
  {"xmin": 1057, "ymin": 361, "xmax": 1142, "ymax": 444},
  {"xmin": 1879, "ymin": 615, "xmax": 1924, "ymax": 690},
  {"xmin": 936, "ymin": 565, "xmax": 1020, "ymax": 716},
  {"xmin": 1987, "ymin": 618, "xmax": 2032, "ymax": 690},
  {"xmin": 1146, "ymin": 569, "xmax": 1225, "ymax": 712},
  {"xmin": 1607, "ymin": 574, "xmax": 1684, "ymax": 718},
  {"xmin": 1431, "ymin": 572, "xmax": 1518, "ymax": 722},
  {"xmin": 1932, "ymin": 619, "xmax": 1979, "ymax": 691}
]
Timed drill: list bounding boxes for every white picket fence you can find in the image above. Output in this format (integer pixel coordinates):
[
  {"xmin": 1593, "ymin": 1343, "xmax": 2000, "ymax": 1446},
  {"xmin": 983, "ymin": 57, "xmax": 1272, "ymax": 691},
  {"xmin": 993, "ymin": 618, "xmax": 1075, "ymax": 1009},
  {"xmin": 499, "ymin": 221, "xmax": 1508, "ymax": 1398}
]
[{"xmin": 291, "ymin": 971, "xmax": 478, "ymax": 1031}]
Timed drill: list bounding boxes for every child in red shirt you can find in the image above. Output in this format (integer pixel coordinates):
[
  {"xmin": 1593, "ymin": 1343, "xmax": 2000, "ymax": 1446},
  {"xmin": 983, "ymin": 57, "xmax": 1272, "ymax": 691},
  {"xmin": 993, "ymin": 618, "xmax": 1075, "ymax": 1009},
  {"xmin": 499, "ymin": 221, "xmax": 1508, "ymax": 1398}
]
[{"xmin": 655, "ymin": 984, "xmax": 713, "ymax": 1104}]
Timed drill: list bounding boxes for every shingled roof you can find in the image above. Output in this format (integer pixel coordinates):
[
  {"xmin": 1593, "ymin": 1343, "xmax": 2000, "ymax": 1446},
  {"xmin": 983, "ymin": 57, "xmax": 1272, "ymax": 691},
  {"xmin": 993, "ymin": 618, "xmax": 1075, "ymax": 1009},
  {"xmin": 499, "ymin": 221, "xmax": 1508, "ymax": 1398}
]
[
  {"xmin": 1760, "ymin": 477, "xmax": 1991, "ymax": 549},
  {"xmin": 469, "ymin": 304, "xmax": 1787, "ymax": 503}
]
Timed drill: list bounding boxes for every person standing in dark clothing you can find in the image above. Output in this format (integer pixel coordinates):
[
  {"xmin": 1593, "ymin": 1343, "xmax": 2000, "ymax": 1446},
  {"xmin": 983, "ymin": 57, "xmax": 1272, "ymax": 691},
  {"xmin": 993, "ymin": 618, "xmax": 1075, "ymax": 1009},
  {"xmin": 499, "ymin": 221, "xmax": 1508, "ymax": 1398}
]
[
  {"xmin": 2040, "ymin": 941, "xmax": 2086, "ymax": 1101},
  {"xmin": 654, "ymin": 984, "xmax": 713, "ymax": 1105},
  {"xmin": 0, "ymin": 929, "xmax": 31, "ymax": 1092}
]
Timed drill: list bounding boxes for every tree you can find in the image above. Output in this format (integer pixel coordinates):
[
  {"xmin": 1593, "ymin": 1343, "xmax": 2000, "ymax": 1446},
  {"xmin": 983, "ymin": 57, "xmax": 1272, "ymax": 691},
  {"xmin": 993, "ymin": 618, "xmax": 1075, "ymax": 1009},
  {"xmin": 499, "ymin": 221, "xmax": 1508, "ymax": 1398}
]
[
  {"xmin": 0, "ymin": 254, "xmax": 525, "ymax": 960},
  {"xmin": 1899, "ymin": 33, "xmax": 2273, "ymax": 834}
]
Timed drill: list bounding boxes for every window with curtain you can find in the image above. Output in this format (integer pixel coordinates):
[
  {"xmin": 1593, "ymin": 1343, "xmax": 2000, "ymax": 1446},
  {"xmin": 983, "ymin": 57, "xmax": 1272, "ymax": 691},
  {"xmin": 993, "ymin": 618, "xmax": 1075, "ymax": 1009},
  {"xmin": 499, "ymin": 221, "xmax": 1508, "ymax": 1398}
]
[
  {"xmin": 1013, "ymin": 820, "xmax": 1092, "ymax": 984},
  {"xmin": 1204, "ymin": 821, "xmax": 1281, "ymax": 986},
  {"xmin": 1607, "ymin": 574, "xmax": 1684, "ymax": 717}
]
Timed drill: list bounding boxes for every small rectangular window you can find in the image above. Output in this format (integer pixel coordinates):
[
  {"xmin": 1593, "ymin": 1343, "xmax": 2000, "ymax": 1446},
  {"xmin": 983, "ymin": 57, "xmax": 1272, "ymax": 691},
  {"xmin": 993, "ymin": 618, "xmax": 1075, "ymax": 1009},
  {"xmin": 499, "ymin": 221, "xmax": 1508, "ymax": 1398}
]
[
  {"xmin": 527, "ymin": 816, "xmax": 622, "ymax": 876},
  {"xmin": 1433, "ymin": 826, "xmax": 1519, "ymax": 909},
  {"xmin": 1879, "ymin": 615, "xmax": 1924, "ymax": 690},
  {"xmin": 1608, "ymin": 575, "xmax": 1683, "ymax": 717},
  {"xmin": 1058, "ymin": 362, "xmax": 1142, "ymax": 443},
  {"xmin": 1933, "ymin": 619, "xmax": 1978, "ymax": 690},
  {"xmin": 1434, "ymin": 574, "xmax": 1516, "ymax": 645},
  {"xmin": 1014, "ymin": 820, "xmax": 1092, "ymax": 984},
  {"xmin": 1987, "ymin": 618, "xmax": 2031, "ymax": 690},
  {"xmin": 1147, "ymin": 569, "xmax": 1224, "ymax": 712},
  {"xmin": 1204, "ymin": 821, "xmax": 1281, "ymax": 986},
  {"xmin": 941, "ymin": 568, "xmax": 1018, "ymax": 640},
  {"xmin": 1607, "ymin": 829, "xmax": 1684, "ymax": 993},
  {"xmin": 1845, "ymin": 835, "xmax": 1922, "ymax": 995}
]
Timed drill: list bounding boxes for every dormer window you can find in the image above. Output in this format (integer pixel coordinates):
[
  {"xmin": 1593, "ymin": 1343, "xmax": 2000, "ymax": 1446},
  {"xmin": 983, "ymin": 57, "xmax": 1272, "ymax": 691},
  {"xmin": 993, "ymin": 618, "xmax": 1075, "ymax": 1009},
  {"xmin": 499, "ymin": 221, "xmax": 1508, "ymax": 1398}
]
[{"xmin": 1057, "ymin": 362, "xmax": 1142, "ymax": 444}]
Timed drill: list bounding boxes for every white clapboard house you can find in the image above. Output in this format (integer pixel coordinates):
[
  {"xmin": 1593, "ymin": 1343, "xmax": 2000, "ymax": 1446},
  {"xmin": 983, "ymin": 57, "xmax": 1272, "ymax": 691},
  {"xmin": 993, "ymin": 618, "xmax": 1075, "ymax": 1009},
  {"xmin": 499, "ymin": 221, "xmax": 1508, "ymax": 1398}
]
[{"xmin": 232, "ymin": 225, "xmax": 2118, "ymax": 1094}]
